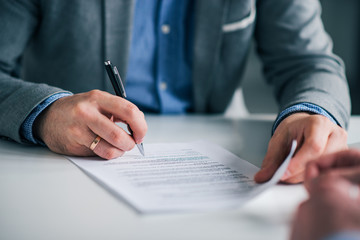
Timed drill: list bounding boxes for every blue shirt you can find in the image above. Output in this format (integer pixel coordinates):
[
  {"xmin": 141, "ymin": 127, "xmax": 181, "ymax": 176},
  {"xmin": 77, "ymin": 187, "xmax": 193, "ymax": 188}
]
[
  {"xmin": 20, "ymin": 0, "xmax": 338, "ymax": 144},
  {"xmin": 126, "ymin": 0, "xmax": 194, "ymax": 113}
]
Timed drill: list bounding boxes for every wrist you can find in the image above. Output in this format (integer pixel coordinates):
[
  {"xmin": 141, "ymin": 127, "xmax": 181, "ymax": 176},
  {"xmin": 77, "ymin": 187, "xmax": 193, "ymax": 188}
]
[
  {"xmin": 272, "ymin": 103, "xmax": 339, "ymax": 135},
  {"xmin": 33, "ymin": 94, "xmax": 71, "ymax": 143},
  {"xmin": 33, "ymin": 104, "xmax": 51, "ymax": 143},
  {"xmin": 21, "ymin": 92, "xmax": 72, "ymax": 144}
]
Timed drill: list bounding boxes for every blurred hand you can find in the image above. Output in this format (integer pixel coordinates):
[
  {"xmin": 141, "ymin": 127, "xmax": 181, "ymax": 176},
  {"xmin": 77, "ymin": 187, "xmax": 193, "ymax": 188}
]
[
  {"xmin": 290, "ymin": 166, "xmax": 360, "ymax": 240},
  {"xmin": 305, "ymin": 149, "xmax": 360, "ymax": 193},
  {"xmin": 254, "ymin": 113, "xmax": 348, "ymax": 184},
  {"xmin": 34, "ymin": 90, "xmax": 147, "ymax": 159}
]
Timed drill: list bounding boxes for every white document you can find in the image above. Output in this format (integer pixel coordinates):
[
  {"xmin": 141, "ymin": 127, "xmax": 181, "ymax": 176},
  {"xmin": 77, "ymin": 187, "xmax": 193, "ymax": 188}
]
[{"xmin": 67, "ymin": 140, "xmax": 296, "ymax": 214}]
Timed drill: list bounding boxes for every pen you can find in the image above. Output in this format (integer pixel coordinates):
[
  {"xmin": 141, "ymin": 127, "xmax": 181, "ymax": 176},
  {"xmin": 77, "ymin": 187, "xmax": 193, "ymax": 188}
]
[{"xmin": 104, "ymin": 60, "xmax": 145, "ymax": 156}]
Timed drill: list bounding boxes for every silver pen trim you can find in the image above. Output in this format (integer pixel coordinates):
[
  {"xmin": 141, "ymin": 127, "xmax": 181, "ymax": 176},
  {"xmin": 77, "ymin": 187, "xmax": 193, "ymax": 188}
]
[{"xmin": 136, "ymin": 143, "xmax": 145, "ymax": 156}]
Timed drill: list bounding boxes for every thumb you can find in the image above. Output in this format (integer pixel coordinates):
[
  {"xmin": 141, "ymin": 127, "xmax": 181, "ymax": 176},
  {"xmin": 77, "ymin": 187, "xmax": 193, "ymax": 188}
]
[{"xmin": 254, "ymin": 137, "xmax": 289, "ymax": 183}]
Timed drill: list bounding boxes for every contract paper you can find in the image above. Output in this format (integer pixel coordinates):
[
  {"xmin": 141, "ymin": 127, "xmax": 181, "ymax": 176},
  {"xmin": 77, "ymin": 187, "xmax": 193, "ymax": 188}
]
[{"xmin": 68, "ymin": 140, "xmax": 296, "ymax": 214}]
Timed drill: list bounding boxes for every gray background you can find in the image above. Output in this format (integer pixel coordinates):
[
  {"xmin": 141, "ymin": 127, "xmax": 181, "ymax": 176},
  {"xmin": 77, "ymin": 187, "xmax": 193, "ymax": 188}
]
[{"xmin": 242, "ymin": 0, "xmax": 360, "ymax": 114}]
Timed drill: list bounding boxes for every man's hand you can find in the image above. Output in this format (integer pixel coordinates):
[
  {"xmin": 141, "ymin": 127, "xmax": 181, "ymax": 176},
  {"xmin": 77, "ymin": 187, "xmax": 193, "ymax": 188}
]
[
  {"xmin": 33, "ymin": 90, "xmax": 147, "ymax": 159},
  {"xmin": 254, "ymin": 113, "xmax": 348, "ymax": 183}
]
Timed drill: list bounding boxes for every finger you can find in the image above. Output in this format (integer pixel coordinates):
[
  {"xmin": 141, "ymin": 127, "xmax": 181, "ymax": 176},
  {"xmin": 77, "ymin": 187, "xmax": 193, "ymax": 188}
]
[
  {"xmin": 305, "ymin": 173, "xmax": 336, "ymax": 196},
  {"xmin": 305, "ymin": 161, "xmax": 320, "ymax": 180},
  {"xmin": 315, "ymin": 149, "xmax": 360, "ymax": 171},
  {"xmin": 304, "ymin": 161, "xmax": 320, "ymax": 191},
  {"xmin": 281, "ymin": 171, "xmax": 304, "ymax": 184},
  {"xmin": 328, "ymin": 167, "xmax": 360, "ymax": 184},
  {"xmin": 97, "ymin": 94, "xmax": 147, "ymax": 143},
  {"xmin": 254, "ymin": 134, "xmax": 289, "ymax": 183},
  {"xmin": 79, "ymin": 130, "xmax": 125, "ymax": 159},
  {"xmin": 87, "ymin": 113, "xmax": 136, "ymax": 151},
  {"xmin": 306, "ymin": 169, "xmax": 358, "ymax": 199},
  {"xmin": 92, "ymin": 137, "xmax": 126, "ymax": 159},
  {"xmin": 70, "ymin": 129, "xmax": 109, "ymax": 157},
  {"xmin": 60, "ymin": 125, "xmax": 98, "ymax": 157}
]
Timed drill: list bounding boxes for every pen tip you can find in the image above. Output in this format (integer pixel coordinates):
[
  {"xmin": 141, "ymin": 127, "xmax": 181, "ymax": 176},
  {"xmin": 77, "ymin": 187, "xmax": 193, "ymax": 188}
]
[{"xmin": 137, "ymin": 143, "xmax": 145, "ymax": 156}]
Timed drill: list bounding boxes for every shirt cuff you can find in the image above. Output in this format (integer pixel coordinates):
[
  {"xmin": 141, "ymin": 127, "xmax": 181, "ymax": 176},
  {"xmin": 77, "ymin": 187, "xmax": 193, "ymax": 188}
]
[
  {"xmin": 323, "ymin": 231, "xmax": 360, "ymax": 240},
  {"xmin": 20, "ymin": 92, "xmax": 72, "ymax": 144},
  {"xmin": 272, "ymin": 103, "xmax": 339, "ymax": 135}
]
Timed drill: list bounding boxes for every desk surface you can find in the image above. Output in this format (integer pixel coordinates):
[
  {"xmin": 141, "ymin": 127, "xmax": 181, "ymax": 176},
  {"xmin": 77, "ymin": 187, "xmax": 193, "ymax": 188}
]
[{"xmin": 1, "ymin": 115, "xmax": 360, "ymax": 240}]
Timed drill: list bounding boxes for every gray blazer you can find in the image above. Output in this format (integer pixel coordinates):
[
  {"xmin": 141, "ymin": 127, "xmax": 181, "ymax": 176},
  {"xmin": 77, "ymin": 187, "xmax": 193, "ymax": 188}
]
[{"xmin": 0, "ymin": 0, "xmax": 351, "ymax": 143}]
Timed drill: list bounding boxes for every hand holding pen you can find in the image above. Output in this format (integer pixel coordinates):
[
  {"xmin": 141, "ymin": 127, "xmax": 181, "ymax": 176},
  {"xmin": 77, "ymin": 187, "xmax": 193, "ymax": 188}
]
[
  {"xmin": 33, "ymin": 84, "xmax": 147, "ymax": 159},
  {"xmin": 104, "ymin": 60, "xmax": 145, "ymax": 156}
]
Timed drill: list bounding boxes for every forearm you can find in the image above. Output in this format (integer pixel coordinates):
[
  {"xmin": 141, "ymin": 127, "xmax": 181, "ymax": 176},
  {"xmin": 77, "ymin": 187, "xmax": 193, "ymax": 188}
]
[
  {"xmin": 256, "ymin": 0, "xmax": 351, "ymax": 128},
  {"xmin": 276, "ymin": 72, "xmax": 350, "ymax": 129},
  {"xmin": 0, "ymin": 0, "xmax": 72, "ymax": 143}
]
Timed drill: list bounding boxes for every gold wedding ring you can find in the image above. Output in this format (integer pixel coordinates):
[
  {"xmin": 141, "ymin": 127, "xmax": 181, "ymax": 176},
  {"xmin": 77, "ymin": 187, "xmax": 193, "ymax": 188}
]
[{"xmin": 90, "ymin": 135, "xmax": 101, "ymax": 151}]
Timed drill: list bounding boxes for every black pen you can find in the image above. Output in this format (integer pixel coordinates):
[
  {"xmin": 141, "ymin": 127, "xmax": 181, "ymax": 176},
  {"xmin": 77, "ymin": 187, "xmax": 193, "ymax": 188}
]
[{"xmin": 104, "ymin": 60, "xmax": 145, "ymax": 156}]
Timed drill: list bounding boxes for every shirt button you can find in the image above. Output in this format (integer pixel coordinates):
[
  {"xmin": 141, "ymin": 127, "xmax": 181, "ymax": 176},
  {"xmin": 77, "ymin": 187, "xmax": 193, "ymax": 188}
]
[
  {"xmin": 160, "ymin": 82, "xmax": 167, "ymax": 90},
  {"xmin": 161, "ymin": 24, "xmax": 171, "ymax": 34}
]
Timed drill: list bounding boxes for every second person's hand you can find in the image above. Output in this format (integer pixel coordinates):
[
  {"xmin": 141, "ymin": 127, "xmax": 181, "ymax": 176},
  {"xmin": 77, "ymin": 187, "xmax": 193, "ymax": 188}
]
[{"xmin": 305, "ymin": 149, "xmax": 360, "ymax": 193}]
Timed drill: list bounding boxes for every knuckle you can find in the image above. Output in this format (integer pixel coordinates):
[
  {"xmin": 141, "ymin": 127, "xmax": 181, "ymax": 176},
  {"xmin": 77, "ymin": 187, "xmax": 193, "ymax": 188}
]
[
  {"xmin": 72, "ymin": 102, "xmax": 90, "ymax": 118},
  {"xmin": 307, "ymin": 139, "xmax": 323, "ymax": 153},
  {"xmin": 102, "ymin": 148, "xmax": 119, "ymax": 160},
  {"xmin": 107, "ymin": 130, "xmax": 135, "ymax": 152},
  {"xmin": 109, "ymin": 130, "xmax": 123, "ymax": 145},
  {"xmin": 121, "ymin": 139, "xmax": 135, "ymax": 151},
  {"xmin": 338, "ymin": 128, "xmax": 348, "ymax": 141},
  {"xmin": 87, "ymin": 89, "xmax": 103, "ymax": 99},
  {"xmin": 309, "ymin": 115, "xmax": 325, "ymax": 126},
  {"xmin": 124, "ymin": 103, "xmax": 139, "ymax": 118},
  {"xmin": 126, "ymin": 141, "xmax": 136, "ymax": 151}
]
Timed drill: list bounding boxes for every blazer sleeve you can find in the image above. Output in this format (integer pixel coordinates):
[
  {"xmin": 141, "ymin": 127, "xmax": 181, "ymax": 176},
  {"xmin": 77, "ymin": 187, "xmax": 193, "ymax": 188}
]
[
  {"xmin": 255, "ymin": 0, "xmax": 351, "ymax": 128},
  {"xmin": 0, "ymin": 0, "xmax": 69, "ymax": 143}
]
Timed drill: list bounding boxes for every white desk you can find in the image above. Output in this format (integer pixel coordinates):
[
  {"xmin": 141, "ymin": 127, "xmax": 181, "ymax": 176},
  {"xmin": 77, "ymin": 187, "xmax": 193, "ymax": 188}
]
[{"xmin": 1, "ymin": 115, "xmax": 360, "ymax": 240}]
